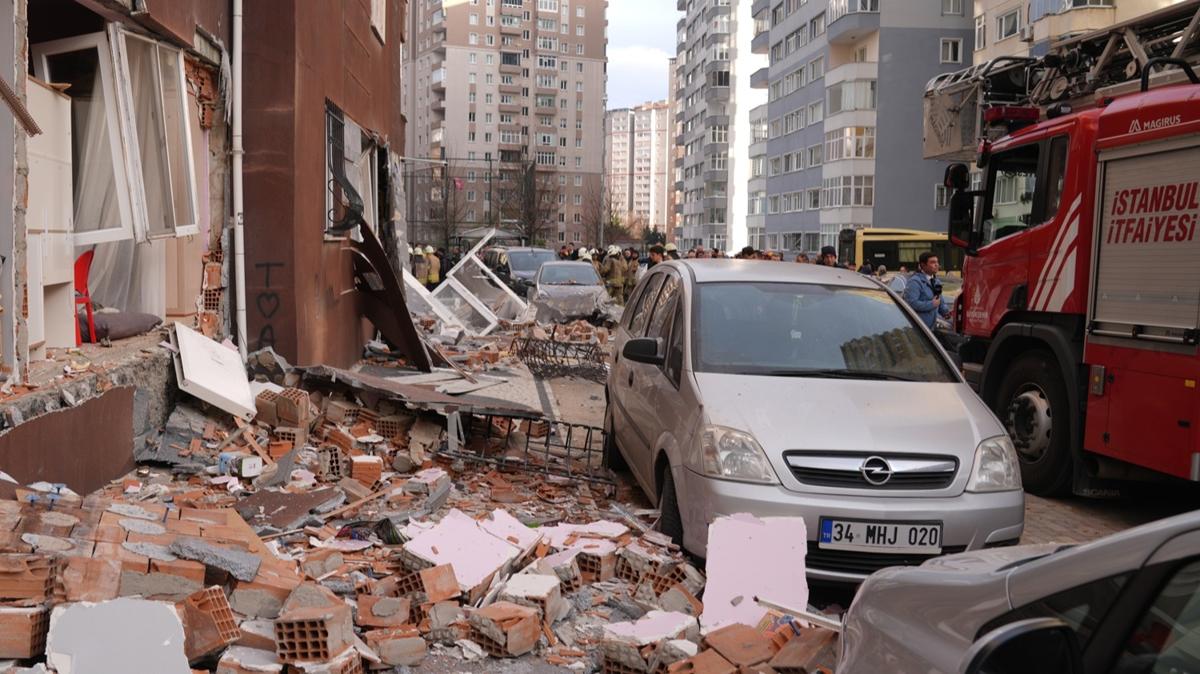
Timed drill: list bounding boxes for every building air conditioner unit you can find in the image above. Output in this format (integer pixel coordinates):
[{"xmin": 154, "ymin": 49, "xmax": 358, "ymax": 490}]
[{"xmin": 1019, "ymin": 25, "xmax": 1035, "ymax": 42}]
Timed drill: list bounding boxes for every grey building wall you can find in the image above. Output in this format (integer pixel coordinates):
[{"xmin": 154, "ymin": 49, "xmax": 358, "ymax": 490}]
[
  {"xmin": 763, "ymin": 2, "xmax": 827, "ymax": 245},
  {"xmin": 755, "ymin": 1, "xmax": 973, "ymax": 250},
  {"xmin": 875, "ymin": 23, "xmax": 974, "ymax": 231}
]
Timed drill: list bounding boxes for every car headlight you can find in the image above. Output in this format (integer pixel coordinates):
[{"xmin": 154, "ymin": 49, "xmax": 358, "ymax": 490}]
[
  {"xmin": 693, "ymin": 425, "xmax": 779, "ymax": 484},
  {"xmin": 966, "ymin": 435, "xmax": 1021, "ymax": 492}
]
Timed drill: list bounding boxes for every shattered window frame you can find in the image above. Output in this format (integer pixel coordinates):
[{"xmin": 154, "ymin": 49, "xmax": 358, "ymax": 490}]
[{"xmin": 32, "ymin": 25, "xmax": 201, "ymax": 244}]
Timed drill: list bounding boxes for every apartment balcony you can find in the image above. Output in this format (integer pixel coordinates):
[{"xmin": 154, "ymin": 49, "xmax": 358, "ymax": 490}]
[
  {"xmin": 751, "ymin": 0, "xmax": 769, "ymax": 17},
  {"xmin": 499, "ymin": 100, "xmax": 523, "ymax": 113},
  {"xmin": 704, "ymin": 58, "xmax": 730, "ymax": 75},
  {"xmin": 705, "ymin": 2, "xmax": 730, "ymax": 21},
  {"xmin": 703, "ymin": 141, "xmax": 728, "ymax": 156},
  {"xmin": 751, "ymin": 30, "xmax": 770, "ymax": 55},
  {"xmin": 705, "ymin": 30, "xmax": 729, "ymax": 47},
  {"xmin": 432, "ymin": 99, "xmax": 446, "ymax": 117},
  {"xmin": 750, "ymin": 66, "xmax": 770, "ymax": 89},
  {"xmin": 499, "ymin": 82, "xmax": 522, "ymax": 94},
  {"xmin": 431, "ymin": 68, "xmax": 446, "ymax": 90},
  {"xmin": 430, "ymin": 125, "xmax": 444, "ymax": 146},
  {"xmin": 499, "ymin": 17, "xmax": 522, "ymax": 34},
  {"xmin": 703, "ymin": 85, "xmax": 730, "ymax": 104},
  {"xmin": 499, "ymin": 61, "xmax": 523, "ymax": 75},
  {"xmin": 704, "ymin": 112, "xmax": 729, "ymax": 128},
  {"xmin": 703, "ymin": 168, "xmax": 727, "ymax": 184},
  {"xmin": 827, "ymin": 0, "xmax": 880, "ymax": 45}
]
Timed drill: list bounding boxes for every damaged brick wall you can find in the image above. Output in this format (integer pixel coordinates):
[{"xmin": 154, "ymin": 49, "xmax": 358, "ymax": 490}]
[{"xmin": 243, "ymin": 0, "xmax": 407, "ymax": 369}]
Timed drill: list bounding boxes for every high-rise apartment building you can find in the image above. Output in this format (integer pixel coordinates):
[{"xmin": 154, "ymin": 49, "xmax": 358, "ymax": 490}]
[
  {"xmin": 748, "ymin": 0, "xmax": 972, "ymax": 253},
  {"xmin": 403, "ymin": 0, "xmax": 608, "ymax": 246},
  {"xmin": 973, "ymin": 0, "xmax": 1180, "ymax": 64},
  {"xmin": 666, "ymin": 57, "xmax": 681, "ymax": 242},
  {"xmin": 605, "ymin": 102, "xmax": 672, "ymax": 235},
  {"xmin": 675, "ymin": 0, "xmax": 768, "ymax": 253}
]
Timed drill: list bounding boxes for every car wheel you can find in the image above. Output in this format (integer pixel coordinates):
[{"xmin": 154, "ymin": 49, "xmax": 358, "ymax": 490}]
[
  {"xmin": 994, "ymin": 350, "xmax": 1072, "ymax": 496},
  {"xmin": 657, "ymin": 468, "xmax": 684, "ymax": 547},
  {"xmin": 602, "ymin": 397, "xmax": 628, "ymax": 472}
]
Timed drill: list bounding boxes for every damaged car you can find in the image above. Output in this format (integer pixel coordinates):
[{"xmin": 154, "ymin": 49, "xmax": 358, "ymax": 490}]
[
  {"xmin": 603, "ymin": 260, "xmax": 1024, "ymax": 582},
  {"xmin": 840, "ymin": 509, "xmax": 1200, "ymax": 674}
]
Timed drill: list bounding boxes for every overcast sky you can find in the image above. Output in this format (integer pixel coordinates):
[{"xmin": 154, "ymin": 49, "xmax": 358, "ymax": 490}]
[{"xmin": 606, "ymin": 0, "xmax": 677, "ymax": 109}]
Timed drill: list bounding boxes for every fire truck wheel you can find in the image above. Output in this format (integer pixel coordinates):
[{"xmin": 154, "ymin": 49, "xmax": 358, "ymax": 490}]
[{"xmin": 995, "ymin": 350, "xmax": 1072, "ymax": 496}]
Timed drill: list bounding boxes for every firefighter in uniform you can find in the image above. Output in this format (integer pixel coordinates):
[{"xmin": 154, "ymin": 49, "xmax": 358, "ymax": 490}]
[
  {"xmin": 623, "ymin": 247, "xmax": 640, "ymax": 302},
  {"xmin": 600, "ymin": 245, "xmax": 626, "ymax": 303}
]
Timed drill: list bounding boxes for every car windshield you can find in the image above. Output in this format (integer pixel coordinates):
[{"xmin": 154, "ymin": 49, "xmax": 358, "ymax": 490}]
[
  {"xmin": 540, "ymin": 265, "xmax": 600, "ymax": 285},
  {"xmin": 693, "ymin": 282, "xmax": 956, "ymax": 382},
  {"xmin": 508, "ymin": 250, "xmax": 557, "ymax": 272}
]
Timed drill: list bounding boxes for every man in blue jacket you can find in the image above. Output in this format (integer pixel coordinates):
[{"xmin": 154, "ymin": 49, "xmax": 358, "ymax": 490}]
[{"xmin": 902, "ymin": 252, "xmax": 951, "ymax": 328}]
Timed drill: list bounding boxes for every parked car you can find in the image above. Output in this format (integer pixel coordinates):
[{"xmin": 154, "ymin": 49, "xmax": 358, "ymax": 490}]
[
  {"xmin": 531, "ymin": 261, "xmax": 605, "ymax": 301},
  {"xmin": 840, "ymin": 509, "xmax": 1200, "ymax": 673},
  {"xmin": 603, "ymin": 260, "xmax": 1024, "ymax": 582},
  {"xmin": 482, "ymin": 246, "xmax": 557, "ymax": 296}
]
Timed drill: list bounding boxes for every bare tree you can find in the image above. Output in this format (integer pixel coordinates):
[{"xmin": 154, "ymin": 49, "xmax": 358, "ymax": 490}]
[
  {"xmin": 427, "ymin": 161, "xmax": 471, "ymax": 251},
  {"xmin": 496, "ymin": 163, "xmax": 561, "ymax": 246}
]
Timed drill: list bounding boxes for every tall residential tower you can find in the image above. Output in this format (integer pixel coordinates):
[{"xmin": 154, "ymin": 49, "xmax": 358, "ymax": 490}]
[
  {"xmin": 674, "ymin": 0, "xmax": 769, "ymax": 252},
  {"xmin": 605, "ymin": 102, "xmax": 672, "ymax": 236},
  {"xmin": 404, "ymin": 0, "xmax": 608, "ymax": 246}
]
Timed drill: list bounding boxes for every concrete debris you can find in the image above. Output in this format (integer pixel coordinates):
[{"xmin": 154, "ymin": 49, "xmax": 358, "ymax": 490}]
[
  {"xmin": 701, "ymin": 514, "xmax": 809, "ymax": 634},
  {"xmin": 47, "ymin": 598, "xmax": 191, "ymax": 674},
  {"xmin": 169, "ymin": 536, "xmax": 263, "ymax": 582},
  {"xmin": 0, "ymin": 321, "xmax": 838, "ymax": 674}
]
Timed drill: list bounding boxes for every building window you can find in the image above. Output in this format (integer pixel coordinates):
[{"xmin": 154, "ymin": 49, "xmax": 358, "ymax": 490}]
[
  {"xmin": 940, "ymin": 38, "xmax": 962, "ymax": 64},
  {"xmin": 974, "ymin": 14, "xmax": 986, "ymax": 50},
  {"xmin": 808, "ymin": 56, "xmax": 824, "ymax": 81},
  {"xmin": 470, "ymin": 13, "xmax": 479, "ymax": 24},
  {"xmin": 934, "ymin": 184, "xmax": 950, "ymax": 209},
  {"xmin": 469, "ymin": 32, "xmax": 479, "ymax": 45},
  {"xmin": 996, "ymin": 9, "xmax": 1020, "ymax": 41},
  {"xmin": 808, "ymin": 101, "xmax": 823, "ymax": 125},
  {"xmin": 33, "ymin": 28, "xmax": 201, "ymax": 244},
  {"xmin": 1068, "ymin": 0, "xmax": 1114, "ymax": 6},
  {"xmin": 826, "ymin": 80, "xmax": 877, "ymax": 115},
  {"xmin": 942, "ymin": 0, "xmax": 962, "ymax": 15}
]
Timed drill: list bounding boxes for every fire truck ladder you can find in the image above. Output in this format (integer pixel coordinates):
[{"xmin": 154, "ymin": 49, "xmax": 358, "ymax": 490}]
[{"xmin": 924, "ymin": 0, "xmax": 1200, "ymax": 159}]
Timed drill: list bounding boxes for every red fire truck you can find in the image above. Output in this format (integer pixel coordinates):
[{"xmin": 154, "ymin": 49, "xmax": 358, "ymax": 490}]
[{"xmin": 924, "ymin": 1, "xmax": 1200, "ymax": 495}]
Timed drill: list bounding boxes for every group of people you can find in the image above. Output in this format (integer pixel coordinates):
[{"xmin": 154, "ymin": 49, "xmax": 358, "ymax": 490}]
[
  {"xmin": 409, "ymin": 245, "xmax": 462, "ymax": 291},
  {"xmin": 555, "ymin": 239, "xmax": 951, "ymax": 327}
]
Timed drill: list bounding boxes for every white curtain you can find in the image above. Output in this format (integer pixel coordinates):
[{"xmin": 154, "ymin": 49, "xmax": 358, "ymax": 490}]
[{"xmin": 74, "ymin": 45, "xmax": 166, "ymax": 317}]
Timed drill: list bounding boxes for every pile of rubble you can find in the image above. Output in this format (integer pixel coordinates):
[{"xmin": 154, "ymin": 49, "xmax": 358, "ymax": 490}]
[{"xmin": 0, "ymin": 330, "xmax": 833, "ymax": 673}]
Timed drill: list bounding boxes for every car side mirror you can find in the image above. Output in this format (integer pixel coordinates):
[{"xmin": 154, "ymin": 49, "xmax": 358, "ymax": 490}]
[
  {"xmin": 622, "ymin": 337, "xmax": 664, "ymax": 366},
  {"xmin": 961, "ymin": 618, "xmax": 1083, "ymax": 674}
]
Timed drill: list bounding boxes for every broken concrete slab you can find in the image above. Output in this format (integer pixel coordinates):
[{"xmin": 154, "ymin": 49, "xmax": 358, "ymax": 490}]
[
  {"xmin": 701, "ymin": 514, "xmax": 808, "ymax": 634},
  {"xmin": 216, "ymin": 646, "xmax": 284, "ymax": 674},
  {"xmin": 402, "ymin": 509, "xmax": 520, "ymax": 594},
  {"xmin": 47, "ymin": 598, "xmax": 191, "ymax": 674},
  {"xmin": 604, "ymin": 610, "xmax": 699, "ymax": 646},
  {"xmin": 169, "ymin": 536, "xmax": 262, "ymax": 582}
]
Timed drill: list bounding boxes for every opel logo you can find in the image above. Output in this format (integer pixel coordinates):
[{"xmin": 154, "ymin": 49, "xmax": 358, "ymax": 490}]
[{"xmin": 860, "ymin": 456, "xmax": 894, "ymax": 486}]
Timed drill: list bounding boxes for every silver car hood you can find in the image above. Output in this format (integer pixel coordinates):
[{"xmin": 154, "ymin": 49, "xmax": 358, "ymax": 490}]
[
  {"xmin": 838, "ymin": 546, "xmax": 1058, "ymax": 674},
  {"xmin": 692, "ymin": 373, "xmax": 1002, "ymax": 492}
]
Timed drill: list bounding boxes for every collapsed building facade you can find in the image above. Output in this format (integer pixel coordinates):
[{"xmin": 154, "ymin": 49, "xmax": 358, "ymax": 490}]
[{"xmin": 0, "ymin": 0, "xmax": 411, "ymax": 481}]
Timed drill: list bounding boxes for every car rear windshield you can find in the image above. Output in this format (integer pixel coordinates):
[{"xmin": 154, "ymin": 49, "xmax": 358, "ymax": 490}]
[
  {"xmin": 541, "ymin": 265, "xmax": 600, "ymax": 285},
  {"xmin": 693, "ymin": 282, "xmax": 956, "ymax": 382},
  {"xmin": 508, "ymin": 250, "xmax": 557, "ymax": 272}
]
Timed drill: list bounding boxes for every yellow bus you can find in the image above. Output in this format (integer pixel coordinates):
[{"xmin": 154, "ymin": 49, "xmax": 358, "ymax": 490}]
[{"xmin": 837, "ymin": 227, "xmax": 963, "ymax": 272}]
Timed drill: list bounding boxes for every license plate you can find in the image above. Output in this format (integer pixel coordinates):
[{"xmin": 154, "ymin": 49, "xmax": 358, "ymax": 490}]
[{"xmin": 818, "ymin": 518, "xmax": 942, "ymax": 554}]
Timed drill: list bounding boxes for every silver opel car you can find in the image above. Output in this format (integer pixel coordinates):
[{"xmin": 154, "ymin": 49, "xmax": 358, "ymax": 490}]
[{"xmin": 603, "ymin": 260, "xmax": 1024, "ymax": 582}]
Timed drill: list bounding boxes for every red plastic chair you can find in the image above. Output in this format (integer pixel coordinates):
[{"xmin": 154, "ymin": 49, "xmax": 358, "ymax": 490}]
[{"xmin": 74, "ymin": 250, "xmax": 97, "ymax": 345}]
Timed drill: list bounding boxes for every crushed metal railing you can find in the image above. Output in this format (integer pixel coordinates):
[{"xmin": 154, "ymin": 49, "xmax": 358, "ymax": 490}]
[
  {"xmin": 439, "ymin": 411, "xmax": 615, "ymax": 493},
  {"xmin": 513, "ymin": 336, "xmax": 609, "ymax": 383}
]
